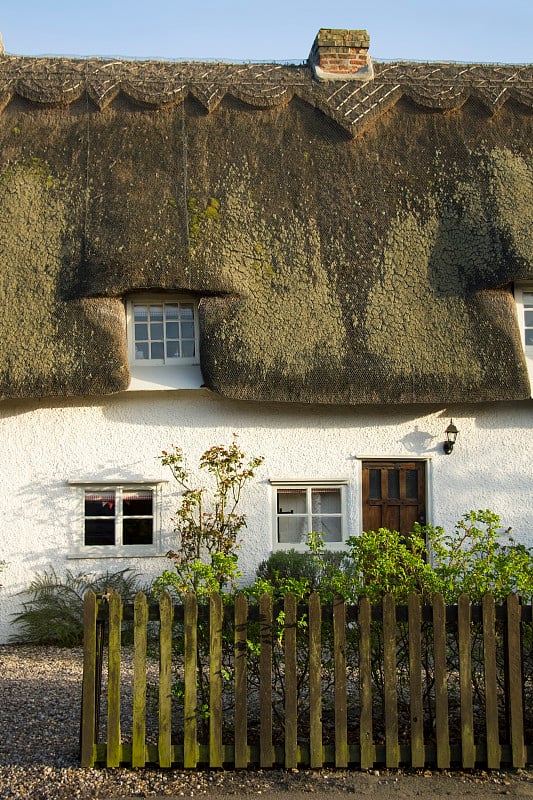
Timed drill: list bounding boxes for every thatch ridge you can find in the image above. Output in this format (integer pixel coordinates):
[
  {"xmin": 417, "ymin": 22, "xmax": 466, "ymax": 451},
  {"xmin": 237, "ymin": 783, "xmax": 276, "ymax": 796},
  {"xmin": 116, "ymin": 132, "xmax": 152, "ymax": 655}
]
[{"xmin": 0, "ymin": 56, "xmax": 531, "ymax": 133}]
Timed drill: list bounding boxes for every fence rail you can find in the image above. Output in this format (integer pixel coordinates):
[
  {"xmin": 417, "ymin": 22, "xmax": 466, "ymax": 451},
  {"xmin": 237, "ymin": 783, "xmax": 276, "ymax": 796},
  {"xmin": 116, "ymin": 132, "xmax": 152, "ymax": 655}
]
[{"xmin": 80, "ymin": 590, "xmax": 533, "ymax": 769}]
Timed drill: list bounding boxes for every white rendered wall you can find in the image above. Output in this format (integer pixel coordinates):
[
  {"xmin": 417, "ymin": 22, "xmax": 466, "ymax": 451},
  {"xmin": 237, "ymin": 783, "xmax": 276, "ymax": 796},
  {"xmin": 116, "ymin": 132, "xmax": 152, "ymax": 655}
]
[{"xmin": 0, "ymin": 389, "xmax": 531, "ymax": 643}]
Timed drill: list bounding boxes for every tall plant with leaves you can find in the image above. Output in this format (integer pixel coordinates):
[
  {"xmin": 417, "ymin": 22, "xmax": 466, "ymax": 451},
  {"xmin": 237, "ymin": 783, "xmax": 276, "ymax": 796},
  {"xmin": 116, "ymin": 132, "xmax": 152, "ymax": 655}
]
[
  {"xmin": 151, "ymin": 437, "xmax": 262, "ymax": 738},
  {"xmin": 153, "ymin": 435, "xmax": 263, "ymax": 598},
  {"xmin": 423, "ymin": 508, "xmax": 533, "ymax": 603}
]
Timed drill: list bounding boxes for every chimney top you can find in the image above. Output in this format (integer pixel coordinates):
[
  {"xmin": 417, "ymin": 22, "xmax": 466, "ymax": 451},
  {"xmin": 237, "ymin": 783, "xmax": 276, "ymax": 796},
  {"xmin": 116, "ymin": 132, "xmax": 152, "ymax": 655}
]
[{"xmin": 309, "ymin": 28, "xmax": 373, "ymax": 82}]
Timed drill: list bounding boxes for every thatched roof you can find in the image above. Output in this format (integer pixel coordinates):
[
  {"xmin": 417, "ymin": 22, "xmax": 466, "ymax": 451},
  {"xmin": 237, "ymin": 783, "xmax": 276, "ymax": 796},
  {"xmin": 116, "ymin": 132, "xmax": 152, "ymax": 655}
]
[{"xmin": 0, "ymin": 53, "xmax": 532, "ymax": 404}]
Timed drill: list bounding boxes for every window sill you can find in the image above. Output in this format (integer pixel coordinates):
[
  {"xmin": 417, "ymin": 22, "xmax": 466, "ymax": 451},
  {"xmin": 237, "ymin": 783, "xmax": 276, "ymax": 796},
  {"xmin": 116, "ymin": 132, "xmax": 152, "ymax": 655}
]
[
  {"xmin": 126, "ymin": 364, "xmax": 204, "ymax": 391},
  {"xmin": 68, "ymin": 548, "xmax": 165, "ymax": 559},
  {"xmin": 273, "ymin": 541, "xmax": 348, "ymax": 552}
]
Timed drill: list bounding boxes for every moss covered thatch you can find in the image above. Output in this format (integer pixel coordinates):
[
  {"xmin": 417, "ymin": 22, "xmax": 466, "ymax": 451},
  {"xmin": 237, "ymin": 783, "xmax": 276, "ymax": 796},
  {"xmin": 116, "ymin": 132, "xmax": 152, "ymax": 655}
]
[{"xmin": 0, "ymin": 56, "xmax": 532, "ymax": 404}]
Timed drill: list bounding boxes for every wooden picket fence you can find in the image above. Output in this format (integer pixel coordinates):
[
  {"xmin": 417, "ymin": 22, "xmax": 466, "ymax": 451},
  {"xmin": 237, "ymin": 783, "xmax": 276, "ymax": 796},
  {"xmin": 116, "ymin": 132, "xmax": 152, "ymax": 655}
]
[{"xmin": 80, "ymin": 590, "xmax": 533, "ymax": 769}]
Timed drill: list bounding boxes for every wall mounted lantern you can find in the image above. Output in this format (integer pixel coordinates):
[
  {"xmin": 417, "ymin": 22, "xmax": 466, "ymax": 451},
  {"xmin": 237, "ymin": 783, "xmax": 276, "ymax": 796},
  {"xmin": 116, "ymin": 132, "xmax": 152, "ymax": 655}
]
[{"xmin": 443, "ymin": 419, "xmax": 458, "ymax": 455}]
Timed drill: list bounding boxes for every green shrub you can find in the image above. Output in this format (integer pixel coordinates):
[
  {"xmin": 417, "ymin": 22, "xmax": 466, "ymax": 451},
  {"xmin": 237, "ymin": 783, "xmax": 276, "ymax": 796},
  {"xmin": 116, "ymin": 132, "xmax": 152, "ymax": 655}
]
[
  {"xmin": 257, "ymin": 547, "xmax": 347, "ymax": 584},
  {"xmin": 423, "ymin": 508, "xmax": 533, "ymax": 603},
  {"xmin": 250, "ymin": 510, "xmax": 533, "ymax": 606},
  {"xmin": 251, "ymin": 543, "xmax": 356, "ymax": 603},
  {"xmin": 256, "ymin": 549, "xmax": 316, "ymax": 583},
  {"xmin": 344, "ymin": 526, "xmax": 441, "ymax": 604},
  {"xmin": 245, "ymin": 512, "xmax": 533, "ymax": 738},
  {"xmin": 10, "ymin": 568, "xmax": 141, "ymax": 646},
  {"xmin": 251, "ymin": 530, "xmax": 438, "ymax": 605}
]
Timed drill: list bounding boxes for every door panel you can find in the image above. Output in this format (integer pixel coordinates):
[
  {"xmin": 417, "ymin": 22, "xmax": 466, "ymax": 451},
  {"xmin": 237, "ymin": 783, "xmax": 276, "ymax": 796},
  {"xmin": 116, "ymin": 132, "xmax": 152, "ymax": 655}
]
[{"xmin": 362, "ymin": 460, "xmax": 426, "ymax": 535}]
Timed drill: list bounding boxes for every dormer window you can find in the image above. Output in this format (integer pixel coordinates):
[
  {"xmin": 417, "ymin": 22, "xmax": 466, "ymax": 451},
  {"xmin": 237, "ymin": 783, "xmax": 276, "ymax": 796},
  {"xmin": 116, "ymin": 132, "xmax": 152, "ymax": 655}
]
[
  {"xmin": 514, "ymin": 284, "xmax": 533, "ymax": 394},
  {"xmin": 128, "ymin": 296, "xmax": 199, "ymax": 366},
  {"xmin": 126, "ymin": 294, "xmax": 203, "ymax": 391},
  {"xmin": 522, "ymin": 290, "xmax": 533, "ymax": 348}
]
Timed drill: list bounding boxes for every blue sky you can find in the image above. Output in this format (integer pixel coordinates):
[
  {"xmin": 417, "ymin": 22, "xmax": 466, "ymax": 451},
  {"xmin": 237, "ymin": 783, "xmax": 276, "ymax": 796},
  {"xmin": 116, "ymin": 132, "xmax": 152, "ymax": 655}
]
[{"xmin": 2, "ymin": 0, "xmax": 532, "ymax": 64}]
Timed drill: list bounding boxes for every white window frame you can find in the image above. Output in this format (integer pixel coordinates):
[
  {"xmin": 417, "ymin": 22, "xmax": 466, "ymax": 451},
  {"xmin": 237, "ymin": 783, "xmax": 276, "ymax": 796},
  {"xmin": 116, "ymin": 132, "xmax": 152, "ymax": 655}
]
[
  {"xmin": 68, "ymin": 480, "xmax": 167, "ymax": 558},
  {"xmin": 270, "ymin": 479, "xmax": 348, "ymax": 551},
  {"xmin": 514, "ymin": 284, "xmax": 533, "ymax": 391},
  {"xmin": 515, "ymin": 284, "xmax": 533, "ymax": 353},
  {"xmin": 127, "ymin": 294, "xmax": 200, "ymax": 367},
  {"xmin": 125, "ymin": 294, "xmax": 203, "ymax": 392}
]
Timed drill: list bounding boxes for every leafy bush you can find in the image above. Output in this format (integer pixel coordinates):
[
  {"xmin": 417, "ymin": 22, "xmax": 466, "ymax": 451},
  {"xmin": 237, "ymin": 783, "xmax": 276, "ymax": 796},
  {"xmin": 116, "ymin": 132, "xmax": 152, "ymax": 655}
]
[
  {"xmin": 344, "ymin": 526, "xmax": 441, "ymax": 604},
  {"xmin": 244, "ymin": 510, "xmax": 533, "ymax": 741},
  {"xmin": 11, "ymin": 568, "xmax": 141, "ymax": 646},
  {"xmin": 257, "ymin": 547, "xmax": 347, "ymax": 584},
  {"xmin": 252, "ymin": 544, "xmax": 355, "ymax": 603},
  {"xmin": 249, "ymin": 510, "xmax": 533, "ymax": 606},
  {"xmin": 423, "ymin": 508, "xmax": 533, "ymax": 603},
  {"xmin": 256, "ymin": 549, "xmax": 317, "ymax": 583},
  {"xmin": 249, "ymin": 529, "xmax": 438, "ymax": 605}
]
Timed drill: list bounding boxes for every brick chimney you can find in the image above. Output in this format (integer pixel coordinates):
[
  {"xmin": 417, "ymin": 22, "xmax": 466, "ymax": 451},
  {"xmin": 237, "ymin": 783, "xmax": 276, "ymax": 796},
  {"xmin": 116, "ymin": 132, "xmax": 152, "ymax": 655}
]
[{"xmin": 309, "ymin": 29, "xmax": 374, "ymax": 82}]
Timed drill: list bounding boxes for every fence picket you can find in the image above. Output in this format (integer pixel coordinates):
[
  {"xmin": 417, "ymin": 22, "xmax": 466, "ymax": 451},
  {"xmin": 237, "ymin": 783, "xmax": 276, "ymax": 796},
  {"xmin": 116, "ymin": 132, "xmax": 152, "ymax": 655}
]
[
  {"xmin": 234, "ymin": 593, "xmax": 248, "ymax": 769},
  {"xmin": 408, "ymin": 594, "xmax": 424, "ymax": 768},
  {"xmin": 334, "ymin": 595, "xmax": 348, "ymax": 768},
  {"xmin": 432, "ymin": 593, "xmax": 450, "ymax": 769},
  {"xmin": 259, "ymin": 594, "xmax": 273, "ymax": 768},
  {"xmin": 383, "ymin": 594, "xmax": 399, "ymax": 768},
  {"xmin": 359, "ymin": 596, "xmax": 373, "ymax": 770},
  {"xmin": 107, "ymin": 590, "xmax": 122, "ymax": 768},
  {"xmin": 184, "ymin": 592, "xmax": 198, "ymax": 768},
  {"xmin": 158, "ymin": 592, "xmax": 173, "ymax": 768},
  {"xmin": 81, "ymin": 590, "xmax": 98, "ymax": 768},
  {"xmin": 482, "ymin": 594, "xmax": 500, "ymax": 769},
  {"xmin": 284, "ymin": 593, "xmax": 298, "ymax": 769},
  {"xmin": 506, "ymin": 594, "xmax": 525, "ymax": 768},
  {"xmin": 308, "ymin": 592, "xmax": 323, "ymax": 769},
  {"xmin": 209, "ymin": 593, "xmax": 223, "ymax": 768},
  {"xmin": 458, "ymin": 594, "xmax": 475, "ymax": 769},
  {"xmin": 132, "ymin": 592, "xmax": 148, "ymax": 768}
]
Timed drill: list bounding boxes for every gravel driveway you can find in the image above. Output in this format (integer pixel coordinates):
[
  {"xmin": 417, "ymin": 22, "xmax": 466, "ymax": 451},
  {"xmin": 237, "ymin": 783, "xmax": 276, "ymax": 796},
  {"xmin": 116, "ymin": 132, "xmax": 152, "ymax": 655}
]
[{"xmin": 1, "ymin": 644, "xmax": 533, "ymax": 800}]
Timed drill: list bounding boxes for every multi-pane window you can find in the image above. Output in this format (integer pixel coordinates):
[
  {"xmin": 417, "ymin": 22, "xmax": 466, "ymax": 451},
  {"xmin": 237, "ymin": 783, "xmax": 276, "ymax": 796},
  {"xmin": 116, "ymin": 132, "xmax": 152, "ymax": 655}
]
[
  {"xmin": 129, "ymin": 298, "xmax": 198, "ymax": 365},
  {"xmin": 513, "ymin": 285, "xmax": 533, "ymax": 394},
  {"xmin": 274, "ymin": 484, "xmax": 345, "ymax": 545},
  {"xmin": 84, "ymin": 488, "xmax": 154, "ymax": 547},
  {"xmin": 523, "ymin": 291, "xmax": 533, "ymax": 347}
]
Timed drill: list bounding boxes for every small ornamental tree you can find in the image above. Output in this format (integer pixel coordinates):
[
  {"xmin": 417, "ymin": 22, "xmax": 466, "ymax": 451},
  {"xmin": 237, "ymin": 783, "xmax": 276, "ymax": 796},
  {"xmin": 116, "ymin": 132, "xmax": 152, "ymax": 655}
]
[{"xmin": 153, "ymin": 435, "xmax": 263, "ymax": 598}]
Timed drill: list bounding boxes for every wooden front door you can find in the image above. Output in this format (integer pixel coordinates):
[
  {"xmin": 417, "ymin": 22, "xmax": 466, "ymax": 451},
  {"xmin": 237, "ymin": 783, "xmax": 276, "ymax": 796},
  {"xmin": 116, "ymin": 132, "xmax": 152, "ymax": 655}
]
[{"xmin": 362, "ymin": 460, "xmax": 426, "ymax": 535}]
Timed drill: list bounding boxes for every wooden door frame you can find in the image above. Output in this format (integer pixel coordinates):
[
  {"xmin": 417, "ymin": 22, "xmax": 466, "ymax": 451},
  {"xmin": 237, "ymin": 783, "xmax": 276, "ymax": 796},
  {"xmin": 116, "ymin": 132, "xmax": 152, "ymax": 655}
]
[{"xmin": 355, "ymin": 457, "xmax": 432, "ymax": 535}]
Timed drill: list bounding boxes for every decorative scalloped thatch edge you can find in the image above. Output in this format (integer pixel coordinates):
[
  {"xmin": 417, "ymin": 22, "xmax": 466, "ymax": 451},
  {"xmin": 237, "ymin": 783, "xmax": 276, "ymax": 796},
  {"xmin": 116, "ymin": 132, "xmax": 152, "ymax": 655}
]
[{"xmin": 0, "ymin": 57, "xmax": 532, "ymax": 136}]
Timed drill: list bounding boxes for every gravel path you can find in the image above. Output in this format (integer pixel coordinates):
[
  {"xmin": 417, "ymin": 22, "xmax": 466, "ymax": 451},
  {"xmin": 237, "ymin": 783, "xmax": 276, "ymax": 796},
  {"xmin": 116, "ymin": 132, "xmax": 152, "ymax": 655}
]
[{"xmin": 1, "ymin": 644, "xmax": 533, "ymax": 800}]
